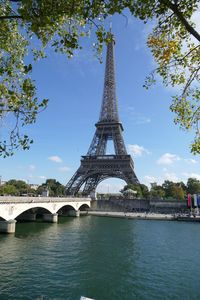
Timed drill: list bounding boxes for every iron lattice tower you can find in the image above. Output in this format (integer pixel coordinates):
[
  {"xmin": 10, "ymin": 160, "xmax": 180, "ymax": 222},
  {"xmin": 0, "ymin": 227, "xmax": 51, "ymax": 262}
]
[{"xmin": 66, "ymin": 36, "xmax": 139, "ymax": 195}]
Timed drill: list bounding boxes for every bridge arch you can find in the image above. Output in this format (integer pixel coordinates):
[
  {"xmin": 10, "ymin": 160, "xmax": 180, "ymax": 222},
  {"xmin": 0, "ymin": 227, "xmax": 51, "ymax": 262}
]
[
  {"xmin": 0, "ymin": 216, "xmax": 6, "ymax": 221},
  {"xmin": 56, "ymin": 204, "xmax": 76, "ymax": 215},
  {"xmin": 15, "ymin": 207, "xmax": 53, "ymax": 221},
  {"xmin": 78, "ymin": 203, "xmax": 90, "ymax": 211},
  {"xmin": 12, "ymin": 204, "xmax": 54, "ymax": 220}
]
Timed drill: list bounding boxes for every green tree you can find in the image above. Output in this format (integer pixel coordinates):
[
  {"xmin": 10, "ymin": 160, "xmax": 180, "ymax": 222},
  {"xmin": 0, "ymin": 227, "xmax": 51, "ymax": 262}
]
[
  {"xmin": 1, "ymin": 1, "xmax": 200, "ymax": 155},
  {"xmin": 171, "ymin": 185, "xmax": 185, "ymax": 200},
  {"xmin": 121, "ymin": 183, "xmax": 149, "ymax": 198},
  {"xmin": 162, "ymin": 180, "xmax": 176, "ymax": 198},
  {"xmin": 137, "ymin": 1, "xmax": 200, "ymax": 153},
  {"xmin": 150, "ymin": 183, "xmax": 165, "ymax": 198},
  {"xmin": 37, "ymin": 184, "xmax": 46, "ymax": 196},
  {"xmin": 140, "ymin": 184, "xmax": 150, "ymax": 199},
  {"xmin": 187, "ymin": 177, "xmax": 200, "ymax": 194},
  {"xmin": 0, "ymin": 184, "xmax": 18, "ymax": 195},
  {"xmin": 177, "ymin": 181, "xmax": 187, "ymax": 194},
  {"xmin": 6, "ymin": 179, "xmax": 29, "ymax": 195},
  {"xmin": 37, "ymin": 178, "xmax": 65, "ymax": 197},
  {"xmin": 162, "ymin": 180, "xmax": 186, "ymax": 199},
  {"xmin": 0, "ymin": 179, "xmax": 37, "ymax": 195}
]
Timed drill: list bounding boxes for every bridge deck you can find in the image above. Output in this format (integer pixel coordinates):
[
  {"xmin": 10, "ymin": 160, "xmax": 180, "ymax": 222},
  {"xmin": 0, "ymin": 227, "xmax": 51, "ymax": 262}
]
[{"xmin": 0, "ymin": 196, "xmax": 91, "ymax": 204}]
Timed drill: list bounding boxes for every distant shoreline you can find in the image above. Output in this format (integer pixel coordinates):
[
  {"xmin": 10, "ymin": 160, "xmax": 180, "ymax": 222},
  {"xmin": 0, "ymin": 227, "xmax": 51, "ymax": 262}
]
[{"xmin": 87, "ymin": 211, "xmax": 200, "ymax": 222}]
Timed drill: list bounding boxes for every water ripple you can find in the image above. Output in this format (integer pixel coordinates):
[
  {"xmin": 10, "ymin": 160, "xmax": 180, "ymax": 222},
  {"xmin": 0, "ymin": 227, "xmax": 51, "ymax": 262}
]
[{"xmin": 0, "ymin": 217, "xmax": 200, "ymax": 299}]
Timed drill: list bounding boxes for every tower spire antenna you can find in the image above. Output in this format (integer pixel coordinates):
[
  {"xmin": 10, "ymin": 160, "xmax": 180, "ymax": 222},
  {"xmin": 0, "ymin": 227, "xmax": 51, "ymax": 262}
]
[
  {"xmin": 66, "ymin": 36, "xmax": 139, "ymax": 196},
  {"xmin": 99, "ymin": 31, "xmax": 118, "ymax": 122},
  {"xmin": 109, "ymin": 22, "xmax": 112, "ymax": 32}
]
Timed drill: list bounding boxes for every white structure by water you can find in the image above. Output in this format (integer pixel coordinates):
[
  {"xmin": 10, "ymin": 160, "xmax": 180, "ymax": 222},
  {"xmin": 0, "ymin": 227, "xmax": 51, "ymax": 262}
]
[{"xmin": 0, "ymin": 196, "xmax": 91, "ymax": 233}]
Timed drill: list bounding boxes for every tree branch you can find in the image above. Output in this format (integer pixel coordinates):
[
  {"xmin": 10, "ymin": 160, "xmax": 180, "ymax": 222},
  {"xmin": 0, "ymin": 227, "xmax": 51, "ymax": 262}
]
[
  {"xmin": 182, "ymin": 67, "xmax": 200, "ymax": 96},
  {"xmin": 181, "ymin": 44, "xmax": 200, "ymax": 61},
  {"xmin": 158, "ymin": 12, "xmax": 174, "ymax": 27},
  {"xmin": 0, "ymin": 15, "xmax": 22, "ymax": 20},
  {"xmin": 159, "ymin": 0, "xmax": 200, "ymax": 42}
]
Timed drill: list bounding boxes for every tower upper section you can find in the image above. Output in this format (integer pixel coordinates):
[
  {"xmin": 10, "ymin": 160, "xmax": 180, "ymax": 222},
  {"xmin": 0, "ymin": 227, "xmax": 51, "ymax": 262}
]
[{"xmin": 99, "ymin": 37, "xmax": 119, "ymax": 123}]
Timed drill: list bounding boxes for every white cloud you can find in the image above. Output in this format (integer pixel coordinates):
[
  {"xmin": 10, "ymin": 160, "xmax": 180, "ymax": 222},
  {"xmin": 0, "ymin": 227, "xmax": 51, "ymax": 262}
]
[
  {"xmin": 184, "ymin": 158, "xmax": 198, "ymax": 165},
  {"xmin": 157, "ymin": 153, "xmax": 180, "ymax": 165},
  {"xmin": 144, "ymin": 173, "xmax": 179, "ymax": 186},
  {"xmin": 48, "ymin": 156, "xmax": 62, "ymax": 163},
  {"xmin": 128, "ymin": 144, "xmax": 151, "ymax": 157},
  {"xmin": 38, "ymin": 176, "xmax": 46, "ymax": 180},
  {"xmin": 58, "ymin": 166, "xmax": 70, "ymax": 172},
  {"xmin": 182, "ymin": 173, "xmax": 200, "ymax": 181},
  {"xmin": 163, "ymin": 172, "xmax": 178, "ymax": 182},
  {"xmin": 144, "ymin": 175, "xmax": 157, "ymax": 183},
  {"xmin": 29, "ymin": 164, "xmax": 36, "ymax": 171},
  {"xmin": 143, "ymin": 175, "xmax": 157, "ymax": 187}
]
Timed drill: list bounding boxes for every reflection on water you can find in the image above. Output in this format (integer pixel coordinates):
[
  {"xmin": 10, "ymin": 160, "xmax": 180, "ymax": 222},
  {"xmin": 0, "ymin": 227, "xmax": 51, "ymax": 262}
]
[{"xmin": 0, "ymin": 216, "xmax": 200, "ymax": 300}]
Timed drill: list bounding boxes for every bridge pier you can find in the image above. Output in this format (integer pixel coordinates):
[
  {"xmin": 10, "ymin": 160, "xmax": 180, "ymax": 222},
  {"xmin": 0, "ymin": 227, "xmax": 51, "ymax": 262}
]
[
  {"xmin": 68, "ymin": 210, "xmax": 80, "ymax": 217},
  {"xmin": 0, "ymin": 220, "xmax": 17, "ymax": 234},
  {"xmin": 43, "ymin": 213, "xmax": 58, "ymax": 223}
]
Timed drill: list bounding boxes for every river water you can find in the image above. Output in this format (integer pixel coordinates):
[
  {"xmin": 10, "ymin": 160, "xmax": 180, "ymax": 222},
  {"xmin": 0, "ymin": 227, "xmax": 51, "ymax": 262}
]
[{"xmin": 0, "ymin": 216, "xmax": 200, "ymax": 300}]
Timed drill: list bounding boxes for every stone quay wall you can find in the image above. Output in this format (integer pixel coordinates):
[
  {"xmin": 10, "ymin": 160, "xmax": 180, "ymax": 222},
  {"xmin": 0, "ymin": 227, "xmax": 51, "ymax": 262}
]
[
  {"xmin": 91, "ymin": 198, "xmax": 188, "ymax": 214},
  {"xmin": 150, "ymin": 199, "xmax": 187, "ymax": 213}
]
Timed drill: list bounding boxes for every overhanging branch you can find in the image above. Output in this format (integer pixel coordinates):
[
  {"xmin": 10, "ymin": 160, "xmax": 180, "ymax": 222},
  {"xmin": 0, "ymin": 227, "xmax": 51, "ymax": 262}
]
[
  {"xmin": 159, "ymin": 0, "xmax": 200, "ymax": 43},
  {"xmin": 0, "ymin": 15, "xmax": 22, "ymax": 20}
]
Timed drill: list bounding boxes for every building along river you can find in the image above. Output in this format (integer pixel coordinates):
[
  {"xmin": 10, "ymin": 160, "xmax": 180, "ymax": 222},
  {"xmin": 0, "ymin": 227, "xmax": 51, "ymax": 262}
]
[{"xmin": 0, "ymin": 215, "xmax": 200, "ymax": 300}]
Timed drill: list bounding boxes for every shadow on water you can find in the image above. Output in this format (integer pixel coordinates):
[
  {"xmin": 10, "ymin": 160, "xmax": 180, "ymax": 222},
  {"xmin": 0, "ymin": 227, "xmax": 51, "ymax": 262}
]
[
  {"xmin": 15, "ymin": 221, "xmax": 53, "ymax": 239},
  {"xmin": 14, "ymin": 216, "xmax": 76, "ymax": 239}
]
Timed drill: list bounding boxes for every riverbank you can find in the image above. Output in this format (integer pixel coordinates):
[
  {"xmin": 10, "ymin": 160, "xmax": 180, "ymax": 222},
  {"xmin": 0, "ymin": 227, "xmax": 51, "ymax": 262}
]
[
  {"xmin": 91, "ymin": 199, "xmax": 187, "ymax": 215},
  {"xmin": 87, "ymin": 211, "xmax": 200, "ymax": 222}
]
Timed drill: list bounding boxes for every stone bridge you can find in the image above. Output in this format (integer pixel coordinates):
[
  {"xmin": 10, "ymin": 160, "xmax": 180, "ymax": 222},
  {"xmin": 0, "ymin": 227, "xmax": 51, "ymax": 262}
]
[{"xmin": 0, "ymin": 196, "xmax": 91, "ymax": 233}]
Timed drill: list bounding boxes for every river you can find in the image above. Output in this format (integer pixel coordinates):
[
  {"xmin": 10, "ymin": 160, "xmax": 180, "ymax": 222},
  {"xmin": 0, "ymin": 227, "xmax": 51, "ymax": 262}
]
[{"xmin": 0, "ymin": 216, "xmax": 200, "ymax": 300}]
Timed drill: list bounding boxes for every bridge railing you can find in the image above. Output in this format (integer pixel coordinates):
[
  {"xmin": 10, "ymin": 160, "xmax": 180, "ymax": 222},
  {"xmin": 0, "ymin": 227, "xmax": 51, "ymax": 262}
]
[{"xmin": 0, "ymin": 196, "xmax": 91, "ymax": 204}]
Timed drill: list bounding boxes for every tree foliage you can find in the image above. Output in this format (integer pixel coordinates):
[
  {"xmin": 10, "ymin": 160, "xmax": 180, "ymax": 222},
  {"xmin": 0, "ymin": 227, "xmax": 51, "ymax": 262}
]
[
  {"xmin": 37, "ymin": 179, "xmax": 65, "ymax": 197},
  {"xmin": 121, "ymin": 183, "xmax": 149, "ymax": 198},
  {"xmin": 149, "ymin": 178, "xmax": 200, "ymax": 200},
  {"xmin": 0, "ymin": 178, "xmax": 66, "ymax": 196},
  {"xmin": 0, "ymin": 0, "xmax": 200, "ymax": 156},
  {"xmin": 150, "ymin": 183, "xmax": 165, "ymax": 198},
  {"xmin": 142, "ymin": 0, "xmax": 200, "ymax": 154},
  {"xmin": 154, "ymin": 180, "xmax": 186, "ymax": 200},
  {"xmin": 187, "ymin": 177, "xmax": 200, "ymax": 194},
  {"xmin": 0, "ymin": 184, "xmax": 18, "ymax": 195},
  {"xmin": 171, "ymin": 184, "xmax": 185, "ymax": 200},
  {"xmin": 0, "ymin": 179, "xmax": 35, "ymax": 195}
]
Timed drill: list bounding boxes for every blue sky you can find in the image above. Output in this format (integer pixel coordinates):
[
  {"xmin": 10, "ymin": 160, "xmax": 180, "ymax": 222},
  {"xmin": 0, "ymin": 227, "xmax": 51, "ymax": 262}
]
[{"xmin": 0, "ymin": 13, "xmax": 200, "ymax": 192}]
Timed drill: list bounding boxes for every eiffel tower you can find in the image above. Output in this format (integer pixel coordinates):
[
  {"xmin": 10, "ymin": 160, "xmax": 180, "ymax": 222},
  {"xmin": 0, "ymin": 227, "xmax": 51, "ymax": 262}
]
[{"xmin": 66, "ymin": 35, "xmax": 139, "ymax": 196}]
